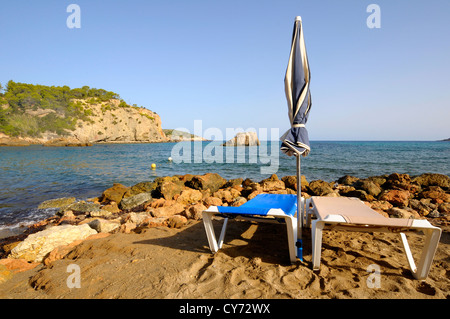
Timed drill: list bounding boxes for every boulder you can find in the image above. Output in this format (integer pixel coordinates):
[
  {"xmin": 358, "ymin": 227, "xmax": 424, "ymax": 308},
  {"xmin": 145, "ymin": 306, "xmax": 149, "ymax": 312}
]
[
  {"xmin": 337, "ymin": 175, "xmax": 359, "ymax": 186},
  {"xmin": 281, "ymin": 175, "xmax": 309, "ymax": 192},
  {"xmin": 260, "ymin": 175, "xmax": 285, "ymax": 192},
  {"xmin": 369, "ymin": 200, "xmax": 393, "ymax": 211},
  {"xmin": 154, "ymin": 176, "xmax": 184, "ymax": 200},
  {"xmin": 66, "ymin": 201, "xmax": 101, "ymax": 214},
  {"xmin": 309, "ymin": 180, "xmax": 335, "ymax": 196},
  {"xmin": 412, "ymin": 173, "xmax": 450, "ymax": 189},
  {"xmin": 38, "ymin": 197, "xmax": 76, "ymax": 210},
  {"xmin": 183, "ymin": 203, "xmax": 207, "ymax": 220},
  {"xmin": 379, "ymin": 189, "xmax": 410, "ymax": 207},
  {"xmin": 341, "ymin": 189, "xmax": 374, "ymax": 201},
  {"xmin": 150, "ymin": 202, "xmax": 185, "ymax": 218},
  {"xmin": 101, "ymin": 183, "xmax": 128, "ymax": 203},
  {"xmin": 122, "ymin": 181, "xmax": 158, "ymax": 198},
  {"xmin": 353, "ymin": 179, "xmax": 382, "ymax": 197},
  {"xmin": 223, "ymin": 178, "xmax": 244, "ymax": 188},
  {"xmin": 203, "ymin": 196, "xmax": 223, "ymax": 207},
  {"xmin": 385, "ymin": 173, "xmax": 411, "ymax": 190},
  {"xmin": 409, "ymin": 199, "xmax": 434, "ymax": 216},
  {"xmin": 387, "ymin": 207, "xmax": 421, "ymax": 220},
  {"xmin": 119, "ymin": 192, "xmax": 152, "ymax": 211},
  {"xmin": 167, "ymin": 215, "xmax": 188, "ymax": 228},
  {"xmin": 419, "ymin": 186, "xmax": 450, "ymax": 203},
  {"xmin": 186, "ymin": 173, "xmax": 226, "ymax": 193},
  {"xmin": 88, "ymin": 218, "xmax": 120, "ymax": 233},
  {"xmin": 232, "ymin": 197, "xmax": 247, "ymax": 207},
  {"xmin": 101, "ymin": 202, "xmax": 121, "ymax": 214},
  {"xmin": 213, "ymin": 189, "xmax": 234, "ymax": 203},
  {"xmin": 124, "ymin": 212, "xmax": 152, "ymax": 226},
  {"xmin": 222, "ymin": 132, "xmax": 260, "ymax": 146},
  {"xmin": 176, "ymin": 189, "xmax": 203, "ymax": 205},
  {"xmin": 438, "ymin": 202, "xmax": 450, "ymax": 214},
  {"xmin": 9, "ymin": 224, "xmax": 97, "ymax": 263}
]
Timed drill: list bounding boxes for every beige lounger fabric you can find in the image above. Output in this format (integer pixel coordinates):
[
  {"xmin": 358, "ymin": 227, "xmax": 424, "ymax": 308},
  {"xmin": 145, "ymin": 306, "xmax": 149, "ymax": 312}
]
[{"xmin": 311, "ymin": 197, "xmax": 414, "ymax": 228}]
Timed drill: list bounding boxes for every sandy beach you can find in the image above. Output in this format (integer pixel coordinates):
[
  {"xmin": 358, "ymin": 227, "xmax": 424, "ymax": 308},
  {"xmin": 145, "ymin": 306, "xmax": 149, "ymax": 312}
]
[
  {"xmin": 0, "ymin": 172, "xmax": 449, "ymax": 300},
  {"xmin": 1, "ymin": 219, "xmax": 448, "ymax": 299}
]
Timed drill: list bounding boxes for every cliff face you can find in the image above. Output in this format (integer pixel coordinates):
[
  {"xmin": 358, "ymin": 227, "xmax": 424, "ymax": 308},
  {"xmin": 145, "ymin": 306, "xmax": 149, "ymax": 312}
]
[
  {"xmin": 71, "ymin": 99, "xmax": 167, "ymax": 143},
  {"xmin": 0, "ymin": 99, "xmax": 168, "ymax": 145}
]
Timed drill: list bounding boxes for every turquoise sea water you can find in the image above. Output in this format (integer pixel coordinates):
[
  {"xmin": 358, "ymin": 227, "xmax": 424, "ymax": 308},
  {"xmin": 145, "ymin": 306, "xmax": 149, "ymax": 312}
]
[{"xmin": 0, "ymin": 141, "xmax": 449, "ymax": 228}]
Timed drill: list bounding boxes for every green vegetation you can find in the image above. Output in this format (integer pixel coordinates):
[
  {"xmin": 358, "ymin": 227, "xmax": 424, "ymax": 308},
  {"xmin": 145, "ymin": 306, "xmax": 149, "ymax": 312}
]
[{"xmin": 0, "ymin": 81, "xmax": 128, "ymax": 137}]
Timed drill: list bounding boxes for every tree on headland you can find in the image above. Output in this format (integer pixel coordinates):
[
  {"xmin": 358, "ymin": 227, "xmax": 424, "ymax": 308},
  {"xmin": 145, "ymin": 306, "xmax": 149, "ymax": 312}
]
[{"xmin": 0, "ymin": 81, "xmax": 125, "ymax": 137}]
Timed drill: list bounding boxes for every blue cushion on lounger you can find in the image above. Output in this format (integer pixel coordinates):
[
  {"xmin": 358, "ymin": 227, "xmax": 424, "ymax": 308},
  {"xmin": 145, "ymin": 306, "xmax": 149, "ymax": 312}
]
[{"xmin": 217, "ymin": 194, "xmax": 297, "ymax": 217}]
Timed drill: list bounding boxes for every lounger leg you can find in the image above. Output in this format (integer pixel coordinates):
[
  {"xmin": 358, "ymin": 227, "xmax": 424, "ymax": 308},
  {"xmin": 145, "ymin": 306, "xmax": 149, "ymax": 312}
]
[
  {"xmin": 400, "ymin": 228, "xmax": 442, "ymax": 280},
  {"xmin": 217, "ymin": 218, "xmax": 228, "ymax": 250},
  {"xmin": 311, "ymin": 220, "xmax": 325, "ymax": 270},
  {"xmin": 284, "ymin": 216, "xmax": 297, "ymax": 263},
  {"xmin": 202, "ymin": 211, "xmax": 219, "ymax": 253},
  {"xmin": 202, "ymin": 211, "xmax": 230, "ymax": 254}
]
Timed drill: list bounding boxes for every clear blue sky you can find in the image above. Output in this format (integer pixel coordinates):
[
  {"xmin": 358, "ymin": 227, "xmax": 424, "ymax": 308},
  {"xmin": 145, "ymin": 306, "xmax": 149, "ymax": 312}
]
[{"xmin": 1, "ymin": 0, "xmax": 449, "ymax": 141}]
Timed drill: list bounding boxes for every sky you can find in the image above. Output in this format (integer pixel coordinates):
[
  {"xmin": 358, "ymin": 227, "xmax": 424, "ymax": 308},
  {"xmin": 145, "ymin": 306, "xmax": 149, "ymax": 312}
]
[{"xmin": 1, "ymin": 0, "xmax": 449, "ymax": 141}]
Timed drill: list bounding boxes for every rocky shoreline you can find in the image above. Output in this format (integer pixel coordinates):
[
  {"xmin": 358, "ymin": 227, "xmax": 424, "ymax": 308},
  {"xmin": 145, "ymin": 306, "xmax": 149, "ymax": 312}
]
[{"xmin": 1, "ymin": 172, "xmax": 449, "ymax": 282}]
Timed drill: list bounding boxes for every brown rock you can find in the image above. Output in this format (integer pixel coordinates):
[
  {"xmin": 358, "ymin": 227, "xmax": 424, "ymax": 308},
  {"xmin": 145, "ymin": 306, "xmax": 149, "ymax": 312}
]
[
  {"xmin": 438, "ymin": 202, "xmax": 450, "ymax": 214},
  {"xmin": 203, "ymin": 196, "xmax": 223, "ymax": 207},
  {"xmin": 379, "ymin": 189, "xmax": 410, "ymax": 207},
  {"xmin": 167, "ymin": 215, "xmax": 188, "ymax": 228},
  {"xmin": 177, "ymin": 189, "xmax": 203, "ymax": 205},
  {"xmin": 232, "ymin": 197, "xmax": 247, "ymax": 207},
  {"xmin": 123, "ymin": 181, "xmax": 157, "ymax": 199},
  {"xmin": 213, "ymin": 189, "xmax": 234, "ymax": 203},
  {"xmin": 385, "ymin": 173, "xmax": 411, "ymax": 190},
  {"xmin": 223, "ymin": 178, "xmax": 244, "ymax": 188},
  {"xmin": 281, "ymin": 175, "xmax": 309, "ymax": 192},
  {"xmin": 337, "ymin": 175, "xmax": 359, "ymax": 186},
  {"xmin": 387, "ymin": 207, "xmax": 421, "ymax": 219},
  {"xmin": 102, "ymin": 202, "xmax": 121, "ymax": 213},
  {"xmin": 369, "ymin": 200, "xmax": 393, "ymax": 211},
  {"xmin": 101, "ymin": 183, "xmax": 129, "ymax": 203},
  {"xmin": 420, "ymin": 186, "xmax": 450, "ymax": 203},
  {"xmin": 183, "ymin": 203, "xmax": 207, "ymax": 220},
  {"xmin": 412, "ymin": 173, "xmax": 450, "ymax": 189},
  {"xmin": 186, "ymin": 173, "xmax": 226, "ymax": 193},
  {"xmin": 119, "ymin": 221, "xmax": 137, "ymax": 233},
  {"xmin": 150, "ymin": 202, "xmax": 185, "ymax": 218},
  {"xmin": 261, "ymin": 180, "xmax": 285, "ymax": 192},
  {"xmin": 353, "ymin": 179, "xmax": 382, "ymax": 197},
  {"xmin": 156, "ymin": 176, "xmax": 184, "ymax": 200},
  {"xmin": 309, "ymin": 180, "xmax": 335, "ymax": 196}
]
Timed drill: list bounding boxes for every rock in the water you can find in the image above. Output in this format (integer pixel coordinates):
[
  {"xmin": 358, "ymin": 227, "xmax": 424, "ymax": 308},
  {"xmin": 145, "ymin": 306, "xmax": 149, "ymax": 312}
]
[
  {"xmin": 38, "ymin": 197, "xmax": 76, "ymax": 209},
  {"xmin": 222, "ymin": 132, "xmax": 260, "ymax": 146}
]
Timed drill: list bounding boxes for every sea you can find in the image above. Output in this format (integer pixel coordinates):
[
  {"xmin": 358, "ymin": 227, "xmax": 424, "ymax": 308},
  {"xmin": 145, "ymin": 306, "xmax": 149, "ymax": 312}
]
[{"xmin": 0, "ymin": 141, "xmax": 449, "ymax": 232}]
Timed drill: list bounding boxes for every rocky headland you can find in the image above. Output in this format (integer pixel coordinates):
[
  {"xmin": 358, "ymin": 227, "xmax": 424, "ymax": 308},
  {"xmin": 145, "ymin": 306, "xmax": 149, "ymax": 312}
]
[{"xmin": 0, "ymin": 81, "xmax": 170, "ymax": 146}]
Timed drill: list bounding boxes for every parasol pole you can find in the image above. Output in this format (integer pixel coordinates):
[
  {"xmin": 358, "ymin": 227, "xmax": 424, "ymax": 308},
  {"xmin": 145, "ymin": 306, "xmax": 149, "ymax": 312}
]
[{"xmin": 296, "ymin": 154, "xmax": 303, "ymax": 261}]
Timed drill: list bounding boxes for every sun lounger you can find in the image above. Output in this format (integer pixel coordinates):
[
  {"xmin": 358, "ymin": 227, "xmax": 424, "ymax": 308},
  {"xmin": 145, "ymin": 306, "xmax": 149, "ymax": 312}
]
[
  {"xmin": 306, "ymin": 196, "xmax": 442, "ymax": 280},
  {"xmin": 202, "ymin": 193, "xmax": 301, "ymax": 263}
]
